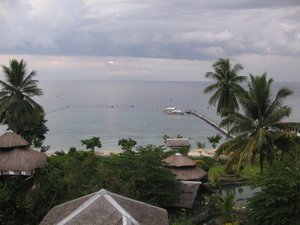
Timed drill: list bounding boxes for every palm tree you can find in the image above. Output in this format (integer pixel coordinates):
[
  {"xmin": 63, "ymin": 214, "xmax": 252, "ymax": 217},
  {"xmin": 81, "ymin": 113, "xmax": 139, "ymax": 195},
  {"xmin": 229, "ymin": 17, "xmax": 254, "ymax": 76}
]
[
  {"xmin": 218, "ymin": 74, "xmax": 293, "ymax": 173},
  {"xmin": 0, "ymin": 59, "xmax": 46, "ymax": 142},
  {"xmin": 204, "ymin": 58, "xmax": 247, "ymax": 115}
]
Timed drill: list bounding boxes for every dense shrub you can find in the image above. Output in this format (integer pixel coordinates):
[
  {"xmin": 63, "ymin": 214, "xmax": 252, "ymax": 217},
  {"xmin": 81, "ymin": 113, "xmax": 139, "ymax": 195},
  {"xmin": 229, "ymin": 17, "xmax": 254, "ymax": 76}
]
[
  {"xmin": 0, "ymin": 144, "xmax": 179, "ymax": 224},
  {"xmin": 100, "ymin": 145, "xmax": 179, "ymax": 206},
  {"xmin": 245, "ymin": 147, "xmax": 300, "ymax": 225}
]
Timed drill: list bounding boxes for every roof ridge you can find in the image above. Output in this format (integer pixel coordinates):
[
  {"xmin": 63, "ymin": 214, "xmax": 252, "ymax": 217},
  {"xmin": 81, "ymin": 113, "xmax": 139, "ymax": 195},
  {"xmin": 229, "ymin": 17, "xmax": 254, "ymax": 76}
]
[
  {"xmin": 104, "ymin": 194, "xmax": 139, "ymax": 225},
  {"xmin": 57, "ymin": 192, "xmax": 101, "ymax": 225},
  {"xmin": 56, "ymin": 189, "xmax": 140, "ymax": 225},
  {"xmin": 103, "ymin": 189, "xmax": 168, "ymax": 212}
]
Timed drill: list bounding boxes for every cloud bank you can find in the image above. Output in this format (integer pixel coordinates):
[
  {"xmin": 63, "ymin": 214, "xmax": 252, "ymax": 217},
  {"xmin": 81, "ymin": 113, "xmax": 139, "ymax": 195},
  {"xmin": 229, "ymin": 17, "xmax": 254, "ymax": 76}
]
[{"xmin": 0, "ymin": 0, "xmax": 299, "ymax": 80}]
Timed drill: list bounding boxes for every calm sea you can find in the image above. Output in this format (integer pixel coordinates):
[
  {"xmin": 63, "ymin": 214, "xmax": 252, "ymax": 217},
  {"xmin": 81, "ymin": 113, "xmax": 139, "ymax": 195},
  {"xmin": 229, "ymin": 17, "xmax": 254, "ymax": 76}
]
[{"xmin": 1, "ymin": 81, "xmax": 299, "ymax": 151}]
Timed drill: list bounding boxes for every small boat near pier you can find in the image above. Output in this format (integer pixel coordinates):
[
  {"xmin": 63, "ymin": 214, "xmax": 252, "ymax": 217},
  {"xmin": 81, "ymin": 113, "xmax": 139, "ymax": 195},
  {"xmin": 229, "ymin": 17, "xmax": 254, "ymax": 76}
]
[{"xmin": 163, "ymin": 107, "xmax": 184, "ymax": 115}]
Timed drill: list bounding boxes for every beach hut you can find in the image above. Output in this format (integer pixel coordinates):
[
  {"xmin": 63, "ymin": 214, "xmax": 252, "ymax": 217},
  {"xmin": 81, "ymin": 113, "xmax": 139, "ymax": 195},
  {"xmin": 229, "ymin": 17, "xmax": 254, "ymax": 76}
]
[
  {"xmin": 162, "ymin": 153, "xmax": 207, "ymax": 181},
  {"xmin": 0, "ymin": 132, "xmax": 47, "ymax": 176},
  {"xmin": 162, "ymin": 153, "xmax": 207, "ymax": 208},
  {"xmin": 166, "ymin": 138, "xmax": 190, "ymax": 148},
  {"xmin": 40, "ymin": 189, "xmax": 169, "ymax": 225}
]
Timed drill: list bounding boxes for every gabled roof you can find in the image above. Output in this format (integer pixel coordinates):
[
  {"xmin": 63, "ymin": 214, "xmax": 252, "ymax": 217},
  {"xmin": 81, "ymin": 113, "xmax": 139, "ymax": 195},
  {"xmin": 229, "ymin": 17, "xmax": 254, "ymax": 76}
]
[
  {"xmin": 40, "ymin": 189, "xmax": 169, "ymax": 225},
  {"xmin": 0, "ymin": 132, "xmax": 29, "ymax": 148},
  {"xmin": 162, "ymin": 153, "xmax": 196, "ymax": 167}
]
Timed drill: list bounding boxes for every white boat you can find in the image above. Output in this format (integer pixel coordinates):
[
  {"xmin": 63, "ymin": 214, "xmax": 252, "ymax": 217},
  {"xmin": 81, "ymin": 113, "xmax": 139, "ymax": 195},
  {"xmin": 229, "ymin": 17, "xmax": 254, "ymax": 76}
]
[
  {"xmin": 162, "ymin": 107, "xmax": 176, "ymax": 113},
  {"xmin": 168, "ymin": 109, "xmax": 184, "ymax": 115},
  {"xmin": 163, "ymin": 107, "xmax": 184, "ymax": 115}
]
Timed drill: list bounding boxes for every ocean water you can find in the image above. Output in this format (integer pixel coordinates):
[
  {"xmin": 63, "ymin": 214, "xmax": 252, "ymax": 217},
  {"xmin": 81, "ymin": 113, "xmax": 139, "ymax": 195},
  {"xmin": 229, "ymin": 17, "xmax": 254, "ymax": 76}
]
[{"xmin": 1, "ymin": 80, "xmax": 299, "ymax": 151}]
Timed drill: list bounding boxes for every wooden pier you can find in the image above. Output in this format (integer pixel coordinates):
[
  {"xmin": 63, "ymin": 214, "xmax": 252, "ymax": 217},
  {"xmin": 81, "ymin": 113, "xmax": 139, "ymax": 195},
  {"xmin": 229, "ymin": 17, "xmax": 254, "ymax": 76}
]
[{"xmin": 185, "ymin": 110, "xmax": 235, "ymax": 138}]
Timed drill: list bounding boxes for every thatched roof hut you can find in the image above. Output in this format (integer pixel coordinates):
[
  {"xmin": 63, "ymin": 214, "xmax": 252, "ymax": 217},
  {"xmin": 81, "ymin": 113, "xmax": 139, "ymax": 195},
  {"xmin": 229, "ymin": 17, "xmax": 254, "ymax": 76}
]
[
  {"xmin": 0, "ymin": 132, "xmax": 29, "ymax": 148},
  {"xmin": 162, "ymin": 153, "xmax": 207, "ymax": 181},
  {"xmin": 40, "ymin": 189, "xmax": 169, "ymax": 225},
  {"xmin": 166, "ymin": 138, "xmax": 190, "ymax": 148},
  {"xmin": 0, "ymin": 148, "xmax": 47, "ymax": 175},
  {"xmin": 0, "ymin": 132, "xmax": 47, "ymax": 176},
  {"xmin": 163, "ymin": 153, "xmax": 206, "ymax": 208},
  {"xmin": 163, "ymin": 153, "xmax": 196, "ymax": 167}
]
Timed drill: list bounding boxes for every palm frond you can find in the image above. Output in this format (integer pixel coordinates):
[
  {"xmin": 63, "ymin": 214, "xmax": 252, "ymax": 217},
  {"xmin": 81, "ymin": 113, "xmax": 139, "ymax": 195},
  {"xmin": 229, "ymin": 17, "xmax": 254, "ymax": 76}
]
[
  {"xmin": 203, "ymin": 83, "xmax": 219, "ymax": 94},
  {"xmin": 205, "ymin": 72, "xmax": 222, "ymax": 81}
]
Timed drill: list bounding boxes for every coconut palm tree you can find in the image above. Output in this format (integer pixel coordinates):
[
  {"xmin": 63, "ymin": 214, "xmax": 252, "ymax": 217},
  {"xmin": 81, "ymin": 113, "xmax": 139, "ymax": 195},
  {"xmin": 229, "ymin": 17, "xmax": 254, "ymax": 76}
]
[
  {"xmin": 204, "ymin": 58, "xmax": 247, "ymax": 115},
  {"xmin": 218, "ymin": 74, "xmax": 293, "ymax": 173},
  {"xmin": 0, "ymin": 59, "xmax": 47, "ymax": 143}
]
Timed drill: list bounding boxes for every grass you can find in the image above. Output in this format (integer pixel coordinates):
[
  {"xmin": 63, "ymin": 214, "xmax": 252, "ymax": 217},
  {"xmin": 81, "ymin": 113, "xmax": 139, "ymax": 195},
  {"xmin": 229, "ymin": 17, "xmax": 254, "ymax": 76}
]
[{"xmin": 208, "ymin": 162, "xmax": 260, "ymax": 181}]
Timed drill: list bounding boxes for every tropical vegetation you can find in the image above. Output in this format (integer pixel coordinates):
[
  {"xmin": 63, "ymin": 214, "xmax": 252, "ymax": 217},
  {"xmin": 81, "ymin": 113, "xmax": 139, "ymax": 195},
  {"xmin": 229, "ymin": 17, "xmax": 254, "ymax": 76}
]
[
  {"xmin": 0, "ymin": 144, "xmax": 179, "ymax": 224},
  {"xmin": 245, "ymin": 146, "xmax": 300, "ymax": 225},
  {"xmin": 0, "ymin": 59, "xmax": 48, "ymax": 145},
  {"xmin": 204, "ymin": 58, "xmax": 247, "ymax": 115},
  {"xmin": 217, "ymin": 74, "xmax": 293, "ymax": 173},
  {"xmin": 81, "ymin": 136, "xmax": 102, "ymax": 151},
  {"xmin": 118, "ymin": 138, "xmax": 137, "ymax": 151},
  {"xmin": 207, "ymin": 134, "xmax": 222, "ymax": 148}
]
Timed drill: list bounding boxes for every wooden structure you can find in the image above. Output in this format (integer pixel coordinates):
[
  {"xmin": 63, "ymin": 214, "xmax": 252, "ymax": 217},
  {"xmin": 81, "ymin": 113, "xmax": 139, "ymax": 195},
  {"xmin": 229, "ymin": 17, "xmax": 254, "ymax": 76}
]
[
  {"xmin": 162, "ymin": 153, "xmax": 207, "ymax": 208},
  {"xmin": 163, "ymin": 153, "xmax": 207, "ymax": 181},
  {"xmin": 0, "ymin": 132, "xmax": 47, "ymax": 176},
  {"xmin": 166, "ymin": 138, "xmax": 190, "ymax": 148},
  {"xmin": 40, "ymin": 189, "xmax": 169, "ymax": 225},
  {"xmin": 171, "ymin": 181, "xmax": 202, "ymax": 208}
]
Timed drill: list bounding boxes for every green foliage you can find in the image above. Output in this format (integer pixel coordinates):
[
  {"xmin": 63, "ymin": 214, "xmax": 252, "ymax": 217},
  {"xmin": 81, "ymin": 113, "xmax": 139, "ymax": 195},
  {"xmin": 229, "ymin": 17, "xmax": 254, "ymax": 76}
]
[
  {"xmin": 34, "ymin": 151, "xmax": 104, "ymax": 221},
  {"xmin": 195, "ymin": 156, "xmax": 215, "ymax": 172},
  {"xmin": 0, "ymin": 177, "xmax": 35, "ymax": 225},
  {"xmin": 163, "ymin": 134, "xmax": 170, "ymax": 143},
  {"xmin": 1, "ymin": 144, "xmax": 179, "ymax": 223},
  {"xmin": 216, "ymin": 191, "xmax": 237, "ymax": 218},
  {"xmin": 100, "ymin": 145, "xmax": 179, "ymax": 206},
  {"xmin": 118, "ymin": 138, "xmax": 137, "ymax": 151},
  {"xmin": 207, "ymin": 134, "xmax": 222, "ymax": 148},
  {"xmin": 81, "ymin": 136, "xmax": 102, "ymax": 151},
  {"xmin": 0, "ymin": 59, "xmax": 48, "ymax": 145},
  {"xmin": 245, "ymin": 148, "xmax": 300, "ymax": 225},
  {"xmin": 196, "ymin": 141, "xmax": 206, "ymax": 148},
  {"xmin": 176, "ymin": 146, "xmax": 190, "ymax": 155},
  {"xmin": 68, "ymin": 147, "xmax": 77, "ymax": 155},
  {"xmin": 204, "ymin": 58, "xmax": 247, "ymax": 115},
  {"xmin": 170, "ymin": 209, "xmax": 194, "ymax": 225},
  {"xmin": 218, "ymin": 74, "xmax": 293, "ymax": 174}
]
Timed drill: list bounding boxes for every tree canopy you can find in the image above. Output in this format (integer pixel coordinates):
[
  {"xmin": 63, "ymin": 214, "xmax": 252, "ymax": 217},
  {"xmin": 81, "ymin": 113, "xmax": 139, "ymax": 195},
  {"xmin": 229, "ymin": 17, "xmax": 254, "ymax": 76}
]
[
  {"xmin": 204, "ymin": 58, "xmax": 247, "ymax": 115},
  {"xmin": 218, "ymin": 74, "xmax": 293, "ymax": 173},
  {"xmin": 0, "ymin": 59, "xmax": 48, "ymax": 144}
]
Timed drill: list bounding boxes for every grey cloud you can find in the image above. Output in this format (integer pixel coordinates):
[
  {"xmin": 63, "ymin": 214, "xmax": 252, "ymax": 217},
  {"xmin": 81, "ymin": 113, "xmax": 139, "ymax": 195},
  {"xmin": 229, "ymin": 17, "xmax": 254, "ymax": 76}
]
[{"xmin": 0, "ymin": 0, "xmax": 299, "ymax": 61}]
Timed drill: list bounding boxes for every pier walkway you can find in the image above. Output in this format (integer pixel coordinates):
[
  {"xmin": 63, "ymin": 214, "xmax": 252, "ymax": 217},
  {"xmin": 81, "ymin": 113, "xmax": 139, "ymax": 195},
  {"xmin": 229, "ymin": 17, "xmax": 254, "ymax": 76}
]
[{"xmin": 185, "ymin": 110, "xmax": 235, "ymax": 138}]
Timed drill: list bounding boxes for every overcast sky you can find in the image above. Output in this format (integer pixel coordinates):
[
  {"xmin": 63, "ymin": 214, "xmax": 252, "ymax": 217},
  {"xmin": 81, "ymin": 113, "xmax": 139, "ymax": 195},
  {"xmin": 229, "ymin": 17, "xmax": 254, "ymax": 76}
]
[{"xmin": 0, "ymin": 0, "xmax": 300, "ymax": 81}]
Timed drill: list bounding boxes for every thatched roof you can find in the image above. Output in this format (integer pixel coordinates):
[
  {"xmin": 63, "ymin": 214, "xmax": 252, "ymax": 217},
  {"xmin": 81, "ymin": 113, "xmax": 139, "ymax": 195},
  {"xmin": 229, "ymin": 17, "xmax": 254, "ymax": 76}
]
[
  {"xmin": 40, "ymin": 189, "xmax": 169, "ymax": 225},
  {"xmin": 162, "ymin": 153, "xmax": 196, "ymax": 167},
  {"xmin": 0, "ymin": 132, "xmax": 29, "ymax": 148},
  {"xmin": 169, "ymin": 167, "xmax": 207, "ymax": 181},
  {"xmin": 0, "ymin": 148, "xmax": 47, "ymax": 173},
  {"xmin": 170, "ymin": 181, "xmax": 202, "ymax": 208},
  {"xmin": 166, "ymin": 138, "xmax": 190, "ymax": 147}
]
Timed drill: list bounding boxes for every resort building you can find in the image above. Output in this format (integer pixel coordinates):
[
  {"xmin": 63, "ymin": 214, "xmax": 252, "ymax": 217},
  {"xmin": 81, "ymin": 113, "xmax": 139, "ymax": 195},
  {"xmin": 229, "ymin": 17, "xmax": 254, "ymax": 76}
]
[
  {"xmin": 162, "ymin": 153, "xmax": 207, "ymax": 181},
  {"xmin": 162, "ymin": 153, "xmax": 207, "ymax": 208},
  {"xmin": 166, "ymin": 138, "xmax": 190, "ymax": 149},
  {"xmin": 0, "ymin": 132, "xmax": 47, "ymax": 176},
  {"xmin": 40, "ymin": 189, "xmax": 169, "ymax": 225}
]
